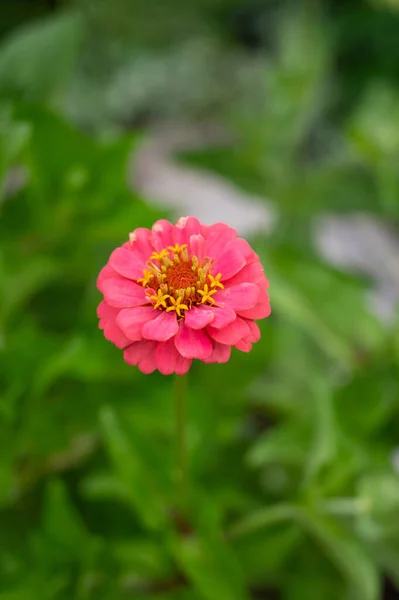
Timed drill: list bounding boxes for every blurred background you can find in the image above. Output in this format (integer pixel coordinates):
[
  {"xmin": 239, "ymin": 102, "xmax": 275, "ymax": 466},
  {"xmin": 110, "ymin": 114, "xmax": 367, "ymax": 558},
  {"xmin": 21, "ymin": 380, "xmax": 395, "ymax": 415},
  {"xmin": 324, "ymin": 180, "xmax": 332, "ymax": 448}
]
[{"xmin": 1, "ymin": 0, "xmax": 399, "ymax": 599}]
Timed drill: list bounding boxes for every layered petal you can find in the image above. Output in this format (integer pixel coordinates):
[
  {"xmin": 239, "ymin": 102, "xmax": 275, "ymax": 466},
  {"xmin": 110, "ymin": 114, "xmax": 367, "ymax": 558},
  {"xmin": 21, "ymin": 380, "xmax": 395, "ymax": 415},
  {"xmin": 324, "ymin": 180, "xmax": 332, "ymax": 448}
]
[
  {"xmin": 99, "ymin": 277, "xmax": 149, "ymax": 308},
  {"xmin": 109, "ymin": 247, "xmax": 145, "ymax": 280},
  {"xmin": 155, "ymin": 339, "xmax": 178, "ymax": 375},
  {"xmin": 185, "ymin": 306, "xmax": 214, "ymax": 329},
  {"xmin": 188, "ymin": 234, "xmax": 206, "ymax": 261},
  {"xmin": 208, "ymin": 304, "xmax": 236, "ymax": 328},
  {"xmin": 142, "ymin": 310, "xmax": 179, "ymax": 341},
  {"xmin": 97, "ymin": 264, "xmax": 119, "ymax": 286},
  {"xmin": 103, "ymin": 320, "xmax": 131, "ymax": 349},
  {"xmin": 204, "ymin": 222, "xmax": 237, "ymax": 257},
  {"xmin": 97, "ymin": 301, "xmax": 131, "ymax": 349},
  {"xmin": 151, "ymin": 219, "xmax": 175, "ymax": 251},
  {"xmin": 235, "ymin": 339, "xmax": 252, "ymax": 352},
  {"xmin": 237, "ymin": 289, "xmax": 271, "ymax": 320},
  {"xmin": 207, "ymin": 317, "xmax": 251, "ymax": 345},
  {"xmin": 246, "ymin": 319, "xmax": 261, "ymax": 343},
  {"xmin": 124, "ymin": 340, "xmax": 158, "ymax": 374},
  {"xmin": 128, "ymin": 227, "xmax": 154, "ymax": 262},
  {"xmin": 215, "ymin": 283, "xmax": 259, "ymax": 312},
  {"xmin": 203, "ymin": 341, "xmax": 231, "ymax": 364},
  {"xmin": 155, "ymin": 339, "xmax": 192, "ymax": 375},
  {"xmin": 174, "ymin": 321, "xmax": 213, "ymax": 360},
  {"xmin": 212, "ymin": 241, "xmax": 246, "ymax": 280},
  {"xmin": 173, "ymin": 216, "xmax": 201, "ymax": 247},
  {"xmin": 116, "ymin": 306, "xmax": 157, "ymax": 341},
  {"xmin": 227, "ymin": 262, "xmax": 268, "ymax": 288}
]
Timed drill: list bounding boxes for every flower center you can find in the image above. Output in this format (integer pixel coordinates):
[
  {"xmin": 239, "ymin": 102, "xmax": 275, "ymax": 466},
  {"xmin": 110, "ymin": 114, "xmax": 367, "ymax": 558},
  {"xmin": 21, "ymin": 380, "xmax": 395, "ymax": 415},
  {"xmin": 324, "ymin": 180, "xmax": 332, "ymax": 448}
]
[{"xmin": 137, "ymin": 244, "xmax": 224, "ymax": 317}]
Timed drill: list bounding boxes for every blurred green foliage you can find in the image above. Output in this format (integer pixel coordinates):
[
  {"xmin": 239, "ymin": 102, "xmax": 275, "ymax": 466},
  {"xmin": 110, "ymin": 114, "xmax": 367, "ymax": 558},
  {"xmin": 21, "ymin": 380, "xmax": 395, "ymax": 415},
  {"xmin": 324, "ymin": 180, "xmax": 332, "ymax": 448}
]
[{"xmin": 1, "ymin": 1, "xmax": 399, "ymax": 599}]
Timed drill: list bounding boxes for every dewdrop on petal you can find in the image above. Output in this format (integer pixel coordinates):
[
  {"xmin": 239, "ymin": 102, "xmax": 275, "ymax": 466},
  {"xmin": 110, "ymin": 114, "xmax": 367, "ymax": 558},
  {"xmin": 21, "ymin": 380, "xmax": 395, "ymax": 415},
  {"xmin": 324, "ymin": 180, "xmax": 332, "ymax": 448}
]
[{"xmin": 97, "ymin": 217, "xmax": 271, "ymax": 375}]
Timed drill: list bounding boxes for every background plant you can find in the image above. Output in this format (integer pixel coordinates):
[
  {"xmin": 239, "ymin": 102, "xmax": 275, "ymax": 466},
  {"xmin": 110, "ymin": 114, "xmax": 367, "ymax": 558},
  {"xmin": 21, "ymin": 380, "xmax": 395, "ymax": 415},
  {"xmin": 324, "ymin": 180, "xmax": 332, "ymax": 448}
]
[{"xmin": 1, "ymin": 1, "xmax": 399, "ymax": 599}]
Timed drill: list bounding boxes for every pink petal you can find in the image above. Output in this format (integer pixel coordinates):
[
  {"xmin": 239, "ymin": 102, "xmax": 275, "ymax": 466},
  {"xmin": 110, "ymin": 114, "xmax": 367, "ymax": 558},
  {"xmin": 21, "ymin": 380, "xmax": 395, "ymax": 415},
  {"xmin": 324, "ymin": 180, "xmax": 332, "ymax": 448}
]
[
  {"xmin": 204, "ymin": 223, "xmax": 237, "ymax": 257},
  {"xmin": 227, "ymin": 262, "xmax": 268, "ymax": 288},
  {"xmin": 103, "ymin": 320, "xmax": 131, "ymax": 349},
  {"xmin": 207, "ymin": 317, "xmax": 251, "ymax": 345},
  {"xmin": 151, "ymin": 219, "xmax": 174, "ymax": 251},
  {"xmin": 237, "ymin": 289, "xmax": 271, "ymax": 319},
  {"xmin": 246, "ymin": 319, "xmax": 261, "ymax": 342},
  {"xmin": 109, "ymin": 247, "xmax": 144, "ymax": 280},
  {"xmin": 97, "ymin": 299, "xmax": 118, "ymax": 320},
  {"xmin": 124, "ymin": 340, "xmax": 157, "ymax": 373},
  {"xmin": 155, "ymin": 339, "xmax": 178, "ymax": 375},
  {"xmin": 203, "ymin": 342, "xmax": 231, "ymax": 364},
  {"xmin": 99, "ymin": 277, "xmax": 149, "ymax": 308},
  {"xmin": 234, "ymin": 238, "xmax": 259, "ymax": 263},
  {"xmin": 139, "ymin": 353, "xmax": 158, "ymax": 374},
  {"xmin": 142, "ymin": 310, "xmax": 179, "ymax": 341},
  {"xmin": 189, "ymin": 234, "xmax": 206, "ymax": 260},
  {"xmin": 235, "ymin": 339, "xmax": 252, "ymax": 352},
  {"xmin": 185, "ymin": 306, "xmax": 214, "ymax": 329},
  {"xmin": 155, "ymin": 339, "xmax": 193, "ymax": 375},
  {"xmin": 173, "ymin": 216, "xmax": 201, "ymax": 247},
  {"xmin": 215, "ymin": 283, "xmax": 259, "ymax": 311},
  {"xmin": 209, "ymin": 304, "xmax": 236, "ymax": 328},
  {"xmin": 97, "ymin": 301, "xmax": 130, "ymax": 349},
  {"xmin": 212, "ymin": 242, "xmax": 246, "ymax": 280},
  {"xmin": 127, "ymin": 228, "xmax": 154, "ymax": 262},
  {"xmin": 176, "ymin": 355, "xmax": 192, "ymax": 375},
  {"xmin": 97, "ymin": 264, "xmax": 119, "ymax": 286},
  {"xmin": 116, "ymin": 306, "xmax": 157, "ymax": 341},
  {"xmin": 174, "ymin": 321, "xmax": 213, "ymax": 360}
]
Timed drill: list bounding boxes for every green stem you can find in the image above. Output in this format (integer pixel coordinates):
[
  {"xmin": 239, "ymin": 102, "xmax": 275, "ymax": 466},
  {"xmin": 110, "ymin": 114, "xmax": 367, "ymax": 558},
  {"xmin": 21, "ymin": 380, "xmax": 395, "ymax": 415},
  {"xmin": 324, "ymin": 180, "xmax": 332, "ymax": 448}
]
[{"xmin": 175, "ymin": 373, "xmax": 188, "ymax": 504}]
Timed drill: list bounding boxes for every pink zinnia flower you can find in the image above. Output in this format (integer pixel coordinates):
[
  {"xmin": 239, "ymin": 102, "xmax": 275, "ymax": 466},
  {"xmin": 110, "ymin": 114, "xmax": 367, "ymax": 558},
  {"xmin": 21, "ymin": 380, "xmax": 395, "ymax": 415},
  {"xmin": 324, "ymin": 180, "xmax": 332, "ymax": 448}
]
[{"xmin": 97, "ymin": 217, "xmax": 270, "ymax": 375}]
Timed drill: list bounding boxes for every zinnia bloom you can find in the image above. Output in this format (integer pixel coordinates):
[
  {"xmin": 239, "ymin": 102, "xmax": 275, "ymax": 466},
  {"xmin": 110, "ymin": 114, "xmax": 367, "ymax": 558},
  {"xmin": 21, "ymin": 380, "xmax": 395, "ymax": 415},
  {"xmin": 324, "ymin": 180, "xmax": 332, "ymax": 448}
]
[{"xmin": 97, "ymin": 217, "xmax": 270, "ymax": 375}]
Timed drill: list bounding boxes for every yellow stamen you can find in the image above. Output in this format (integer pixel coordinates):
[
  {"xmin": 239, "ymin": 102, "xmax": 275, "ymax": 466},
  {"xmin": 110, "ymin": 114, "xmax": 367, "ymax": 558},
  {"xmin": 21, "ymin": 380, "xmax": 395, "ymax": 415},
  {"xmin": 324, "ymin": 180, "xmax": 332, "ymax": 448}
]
[
  {"xmin": 166, "ymin": 295, "xmax": 189, "ymax": 318},
  {"xmin": 162, "ymin": 257, "xmax": 173, "ymax": 267},
  {"xmin": 181, "ymin": 248, "xmax": 189, "ymax": 262},
  {"xmin": 150, "ymin": 249, "xmax": 170, "ymax": 261},
  {"xmin": 149, "ymin": 289, "xmax": 170, "ymax": 309},
  {"xmin": 137, "ymin": 270, "xmax": 154, "ymax": 286},
  {"xmin": 209, "ymin": 273, "xmax": 224, "ymax": 289},
  {"xmin": 168, "ymin": 243, "xmax": 187, "ymax": 254},
  {"xmin": 197, "ymin": 284, "xmax": 217, "ymax": 305}
]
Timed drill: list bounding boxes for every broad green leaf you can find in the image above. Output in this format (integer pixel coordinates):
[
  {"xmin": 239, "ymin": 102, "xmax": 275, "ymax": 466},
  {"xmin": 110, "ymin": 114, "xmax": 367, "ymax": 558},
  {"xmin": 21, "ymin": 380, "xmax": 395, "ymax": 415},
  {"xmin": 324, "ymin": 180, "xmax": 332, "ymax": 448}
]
[
  {"xmin": 227, "ymin": 504, "xmax": 297, "ymax": 540},
  {"xmin": 0, "ymin": 12, "xmax": 83, "ymax": 100},
  {"xmin": 172, "ymin": 529, "xmax": 251, "ymax": 600},
  {"xmin": 297, "ymin": 510, "xmax": 380, "ymax": 600},
  {"xmin": 0, "ymin": 258, "xmax": 57, "ymax": 325},
  {"xmin": 247, "ymin": 426, "xmax": 308, "ymax": 469},
  {"xmin": 99, "ymin": 406, "xmax": 168, "ymax": 530},
  {"xmin": 41, "ymin": 479, "xmax": 93, "ymax": 558}
]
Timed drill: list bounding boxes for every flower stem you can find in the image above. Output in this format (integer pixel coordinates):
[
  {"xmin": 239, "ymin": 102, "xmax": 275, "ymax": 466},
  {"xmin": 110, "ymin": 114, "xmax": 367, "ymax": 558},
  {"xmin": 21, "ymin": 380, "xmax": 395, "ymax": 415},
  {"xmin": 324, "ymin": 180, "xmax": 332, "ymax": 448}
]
[{"xmin": 175, "ymin": 373, "xmax": 188, "ymax": 505}]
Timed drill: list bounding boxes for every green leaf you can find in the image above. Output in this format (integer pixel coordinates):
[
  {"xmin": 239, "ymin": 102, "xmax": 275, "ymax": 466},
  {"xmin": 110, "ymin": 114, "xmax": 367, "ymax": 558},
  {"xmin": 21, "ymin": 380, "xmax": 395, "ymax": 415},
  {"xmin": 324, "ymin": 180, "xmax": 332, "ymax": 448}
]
[
  {"xmin": 41, "ymin": 479, "xmax": 93, "ymax": 558},
  {"xmin": 227, "ymin": 504, "xmax": 297, "ymax": 540},
  {"xmin": 172, "ymin": 529, "xmax": 251, "ymax": 600},
  {"xmin": 297, "ymin": 510, "xmax": 380, "ymax": 600},
  {"xmin": 0, "ymin": 11, "xmax": 83, "ymax": 100},
  {"xmin": 99, "ymin": 406, "xmax": 169, "ymax": 530},
  {"xmin": 302, "ymin": 377, "xmax": 337, "ymax": 486},
  {"xmin": 247, "ymin": 426, "xmax": 307, "ymax": 469}
]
